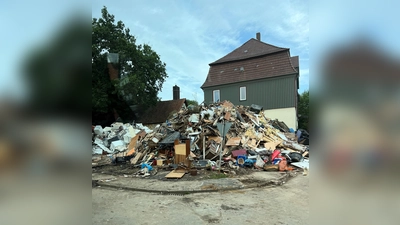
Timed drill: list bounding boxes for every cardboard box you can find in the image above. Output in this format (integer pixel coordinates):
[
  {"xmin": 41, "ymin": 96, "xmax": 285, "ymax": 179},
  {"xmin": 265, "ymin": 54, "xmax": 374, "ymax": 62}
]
[{"xmin": 157, "ymin": 159, "xmax": 165, "ymax": 166}]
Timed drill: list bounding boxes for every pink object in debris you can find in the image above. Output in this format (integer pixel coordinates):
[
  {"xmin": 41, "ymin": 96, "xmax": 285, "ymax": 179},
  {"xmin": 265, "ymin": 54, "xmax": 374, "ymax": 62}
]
[
  {"xmin": 270, "ymin": 149, "xmax": 281, "ymax": 161},
  {"xmin": 231, "ymin": 149, "xmax": 247, "ymax": 158}
]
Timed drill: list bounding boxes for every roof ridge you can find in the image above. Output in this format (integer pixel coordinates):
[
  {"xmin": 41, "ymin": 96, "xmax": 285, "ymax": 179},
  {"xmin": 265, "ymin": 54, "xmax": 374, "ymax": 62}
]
[
  {"xmin": 252, "ymin": 38, "xmax": 288, "ymax": 50},
  {"xmin": 287, "ymin": 52, "xmax": 298, "ymax": 73},
  {"xmin": 210, "ymin": 38, "xmax": 289, "ymax": 65}
]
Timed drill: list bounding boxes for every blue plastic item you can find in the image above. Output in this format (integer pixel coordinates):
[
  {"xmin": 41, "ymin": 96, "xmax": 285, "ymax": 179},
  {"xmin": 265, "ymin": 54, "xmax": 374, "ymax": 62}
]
[
  {"xmin": 141, "ymin": 163, "xmax": 153, "ymax": 171},
  {"xmin": 289, "ymin": 128, "xmax": 295, "ymax": 133},
  {"xmin": 244, "ymin": 159, "xmax": 256, "ymax": 167},
  {"xmin": 236, "ymin": 155, "xmax": 247, "ymax": 167},
  {"xmin": 272, "ymin": 158, "xmax": 282, "ymax": 165}
]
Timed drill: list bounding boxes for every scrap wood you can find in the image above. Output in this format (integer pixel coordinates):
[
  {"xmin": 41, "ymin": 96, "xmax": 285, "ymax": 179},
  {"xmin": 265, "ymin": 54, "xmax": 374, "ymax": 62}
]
[
  {"xmin": 93, "ymin": 100, "xmax": 309, "ymax": 173},
  {"xmin": 247, "ymin": 139, "xmax": 258, "ymax": 149},
  {"xmin": 126, "ymin": 148, "xmax": 135, "ymax": 156},
  {"xmin": 175, "ymin": 143, "xmax": 186, "ymax": 155},
  {"xmin": 264, "ymin": 141, "xmax": 281, "ymax": 151},
  {"xmin": 226, "ymin": 137, "xmax": 241, "ymax": 146},
  {"xmin": 189, "ymin": 151, "xmax": 197, "ymax": 158},
  {"xmin": 165, "ymin": 170, "xmax": 185, "ymax": 179},
  {"xmin": 145, "ymin": 153, "xmax": 155, "ymax": 163},
  {"xmin": 208, "ymin": 136, "xmax": 222, "ymax": 144},
  {"xmin": 222, "ymin": 147, "xmax": 230, "ymax": 156},
  {"xmin": 224, "ymin": 111, "xmax": 231, "ymax": 120},
  {"xmin": 263, "ymin": 164, "xmax": 279, "ymax": 171},
  {"xmin": 130, "ymin": 152, "xmax": 143, "ymax": 164}
]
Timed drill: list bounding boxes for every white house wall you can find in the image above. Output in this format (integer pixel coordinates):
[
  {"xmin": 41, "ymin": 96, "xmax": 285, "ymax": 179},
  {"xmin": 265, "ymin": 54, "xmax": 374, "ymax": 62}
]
[{"xmin": 263, "ymin": 107, "xmax": 297, "ymax": 130}]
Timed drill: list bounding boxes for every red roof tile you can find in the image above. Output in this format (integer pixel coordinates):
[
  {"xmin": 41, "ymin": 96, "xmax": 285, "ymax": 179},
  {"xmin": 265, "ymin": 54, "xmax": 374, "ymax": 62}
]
[
  {"xmin": 138, "ymin": 99, "xmax": 186, "ymax": 124},
  {"xmin": 290, "ymin": 56, "xmax": 299, "ymax": 68},
  {"xmin": 202, "ymin": 51, "xmax": 297, "ymax": 88},
  {"xmin": 210, "ymin": 38, "xmax": 288, "ymax": 65}
]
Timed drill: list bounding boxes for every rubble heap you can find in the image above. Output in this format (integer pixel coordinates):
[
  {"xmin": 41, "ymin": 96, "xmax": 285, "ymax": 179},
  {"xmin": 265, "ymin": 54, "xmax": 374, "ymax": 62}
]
[{"xmin": 92, "ymin": 101, "xmax": 309, "ymax": 175}]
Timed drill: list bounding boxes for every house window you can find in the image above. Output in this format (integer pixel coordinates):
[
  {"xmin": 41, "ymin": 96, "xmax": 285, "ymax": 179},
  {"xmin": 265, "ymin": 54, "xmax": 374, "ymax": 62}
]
[
  {"xmin": 213, "ymin": 90, "xmax": 220, "ymax": 103},
  {"xmin": 240, "ymin": 87, "xmax": 246, "ymax": 101}
]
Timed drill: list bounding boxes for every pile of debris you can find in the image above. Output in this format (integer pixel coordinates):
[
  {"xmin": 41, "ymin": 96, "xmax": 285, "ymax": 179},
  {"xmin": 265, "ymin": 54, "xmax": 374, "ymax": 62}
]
[{"xmin": 92, "ymin": 100, "xmax": 309, "ymax": 178}]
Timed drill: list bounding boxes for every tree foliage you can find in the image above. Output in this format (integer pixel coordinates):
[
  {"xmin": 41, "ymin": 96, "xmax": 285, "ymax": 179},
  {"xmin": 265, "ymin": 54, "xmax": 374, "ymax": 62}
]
[
  {"xmin": 186, "ymin": 99, "xmax": 199, "ymax": 106},
  {"xmin": 298, "ymin": 90, "xmax": 309, "ymax": 130},
  {"xmin": 92, "ymin": 6, "xmax": 168, "ymax": 125},
  {"xmin": 24, "ymin": 17, "xmax": 90, "ymax": 118}
]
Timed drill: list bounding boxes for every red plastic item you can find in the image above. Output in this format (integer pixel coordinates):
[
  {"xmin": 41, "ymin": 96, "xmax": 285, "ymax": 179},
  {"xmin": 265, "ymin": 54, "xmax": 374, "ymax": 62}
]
[
  {"xmin": 270, "ymin": 149, "xmax": 281, "ymax": 161},
  {"xmin": 279, "ymin": 158, "xmax": 288, "ymax": 171},
  {"xmin": 232, "ymin": 149, "xmax": 247, "ymax": 158}
]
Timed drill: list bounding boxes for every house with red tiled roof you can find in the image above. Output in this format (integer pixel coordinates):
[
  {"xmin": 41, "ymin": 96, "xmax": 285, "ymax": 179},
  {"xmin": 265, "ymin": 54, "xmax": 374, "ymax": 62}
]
[
  {"xmin": 201, "ymin": 33, "xmax": 300, "ymax": 129},
  {"xmin": 137, "ymin": 85, "xmax": 187, "ymax": 125}
]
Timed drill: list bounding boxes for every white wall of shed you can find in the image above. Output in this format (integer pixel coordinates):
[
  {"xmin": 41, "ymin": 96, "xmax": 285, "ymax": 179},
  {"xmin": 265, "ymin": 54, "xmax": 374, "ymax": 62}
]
[{"xmin": 263, "ymin": 107, "xmax": 297, "ymax": 130}]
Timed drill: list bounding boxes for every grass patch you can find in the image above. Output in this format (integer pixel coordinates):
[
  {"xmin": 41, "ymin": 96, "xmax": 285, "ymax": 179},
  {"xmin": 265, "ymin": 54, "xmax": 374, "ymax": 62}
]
[{"xmin": 209, "ymin": 173, "xmax": 228, "ymax": 179}]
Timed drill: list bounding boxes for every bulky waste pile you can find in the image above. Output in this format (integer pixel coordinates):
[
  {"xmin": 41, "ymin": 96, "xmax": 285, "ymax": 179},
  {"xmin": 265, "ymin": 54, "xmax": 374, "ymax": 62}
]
[{"xmin": 92, "ymin": 101, "xmax": 309, "ymax": 178}]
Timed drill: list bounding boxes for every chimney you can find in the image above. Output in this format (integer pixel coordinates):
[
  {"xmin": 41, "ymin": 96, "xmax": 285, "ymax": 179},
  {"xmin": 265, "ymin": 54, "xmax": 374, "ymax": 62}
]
[
  {"xmin": 173, "ymin": 85, "xmax": 180, "ymax": 100},
  {"xmin": 107, "ymin": 53, "xmax": 119, "ymax": 80},
  {"xmin": 256, "ymin": 32, "xmax": 261, "ymax": 41}
]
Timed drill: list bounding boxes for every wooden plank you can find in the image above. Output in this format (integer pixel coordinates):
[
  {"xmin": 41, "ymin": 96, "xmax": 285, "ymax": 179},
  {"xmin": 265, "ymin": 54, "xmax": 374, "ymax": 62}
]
[
  {"xmin": 264, "ymin": 141, "xmax": 281, "ymax": 150},
  {"xmin": 222, "ymin": 101, "xmax": 234, "ymax": 110},
  {"xmin": 157, "ymin": 159, "xmax": 165, "ymax": 166},
  {"xmin": 128, "ymin": 134, "xmax": 139, "ymax": 152},
  {"xmin": 224, "ymin": 111, "xmax": 231, "ymax": 120},
  {"xmin": 208, "ymin": 136, "xmax": 222, "ymax": 144},
  {"xmin": 174, "ymin": 154, "xmax": 186, "ymax": 164},
  {"xmin": 175, "ymin": 144, "xmax": 186, "ymax": 155},
  {"xmin": 185, "ymin": 139, "xmax": 191, "ymax": 168},
  {"xmin": 203, "ymin": 135, "xmax": 206, "ymax": 160},
  {"xmin": 247, "ymin": 139, "xmax": 257, "ymax": 149},
  {"xmin": 175, "ymin": 169, "xmax": 187, "ymax": 173},
  {"xmin": 130, "ymin": 152, "xmax": 142, "ymax": 164},
  {"xmin": 185, "ymin": 139, "xmax": 190, "ymax": 156},
  {"xmin": 126, "ymin": 148, "xmax": 135, "ymax": 156},
  {"xmin": 165, "ymin": 170, "xmax": 185, "ymax": 179},
  {"xmin": 226, "ymin": 137, "xmax": 241, "ymax": 146}
]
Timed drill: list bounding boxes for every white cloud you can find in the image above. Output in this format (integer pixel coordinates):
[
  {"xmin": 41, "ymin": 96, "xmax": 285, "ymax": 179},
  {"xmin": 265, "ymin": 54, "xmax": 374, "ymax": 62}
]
[{"xmin": 92, "ymin": 0, "xmax": 309, "ymax": 102}]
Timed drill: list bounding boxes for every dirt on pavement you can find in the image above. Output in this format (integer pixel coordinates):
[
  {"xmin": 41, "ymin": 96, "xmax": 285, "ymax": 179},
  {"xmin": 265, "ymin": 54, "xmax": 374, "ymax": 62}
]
[{"xmin": 92, "ymin": 174, "xmax": 309, "ymax": 225}]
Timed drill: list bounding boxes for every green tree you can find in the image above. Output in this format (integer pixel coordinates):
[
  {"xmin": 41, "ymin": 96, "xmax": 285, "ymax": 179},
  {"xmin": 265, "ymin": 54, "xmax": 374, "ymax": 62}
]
[
  {"xmin": 186, "ymin": 99, "xmax": 199, "ymax": 106},
  {"xmin": 23, "ymin": 17, "xmax": 90, "ymax": 118},
  {"xmin": 298, "ymin": 90, "xmax": 309, "ymax": 130},
  {"xmin": 92, "ymin": 6, "xmax": 168, "ymax": 125}
]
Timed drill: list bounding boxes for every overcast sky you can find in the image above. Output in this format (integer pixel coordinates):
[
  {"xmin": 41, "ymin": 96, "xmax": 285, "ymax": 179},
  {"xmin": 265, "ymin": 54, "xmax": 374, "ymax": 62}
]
[
  {"xmin": 2, "ymin": 1, "xmax": 399, "ymax": 105},
  {"xmin": 92, "ymin": 0, "xmax": 309, "ymax": 103}
]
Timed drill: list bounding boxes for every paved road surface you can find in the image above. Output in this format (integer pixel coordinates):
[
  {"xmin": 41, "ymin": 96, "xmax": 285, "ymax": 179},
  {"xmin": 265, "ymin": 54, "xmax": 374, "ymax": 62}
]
[{"xmin": 92, "ymin": 175, "xmax": 308, "ymax": 225}]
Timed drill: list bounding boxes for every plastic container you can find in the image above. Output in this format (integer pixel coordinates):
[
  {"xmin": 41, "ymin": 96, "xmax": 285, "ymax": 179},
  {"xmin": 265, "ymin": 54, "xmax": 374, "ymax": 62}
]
[
  {"xmin": 270, "ymin": 149, "xmax": 281, "ymax": 161},
  {"xmin": 190, "ymin": 169, "xmax": 197, "ymax": 176},
  {"xmin": 237, "ymin": 155, "xmax": 247, "ymax": 166}
]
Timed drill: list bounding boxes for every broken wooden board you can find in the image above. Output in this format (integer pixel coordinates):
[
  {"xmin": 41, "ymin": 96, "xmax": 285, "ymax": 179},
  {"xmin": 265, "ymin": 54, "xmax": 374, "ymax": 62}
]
[
  {"xmin": 175, "ymin": 168, "xmax": 188, "ymax": 173},
  {"xmin": 165, "ymin": 170, "xmax": 185, "ymax": 179},
  {"xmin": 247, "ymin": 139, "xmax": 258, "ymax": 149},
  {"xmin": 225, "ymin": 137, "xmax": 241, "ymax": 146},
  {"xmin": 156, "ymin": 159, "xmax": 165, "ymax": 166},
  {"xmin": 222, "ymin": 147, "xmax": 230, "ymax": 156},
  {"xmin": 224, "ymin": 111, "xmax": 231, "ymax": 120},
  {"xmin": 190, "ymin": 151, "xmax": 197, "ymax": 158},
  {"xmin": 126, "ymin": 148, "xmax": 135, "ymax": 156},
  {"xmin": 221, "ymin": 101, "xmax": 234, "ymax": 110},
  {"xmin": 175, "ymin": 143, "xmax": 186, "ymax": 155},
  {"xmin": 174, "ymin": 154, "xmax": 186, "ymax": 164},
  {"xmin": 130, "ymin": 152, "xmax": 143, "ymax": 164},
  {"xmin": 264, "ymin": 141, "xmax": 281, "ymax": 150},
  {"xmin": 128, "ymin": 134, "xmax": 139, "ymax": 152},
  {"xmin": 263, "ymin": 164, "xmax": 279, "ymax": 171},
  {"xmin": 208, "ymin": 136, "xmax": 222, "ymax": 144}
]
